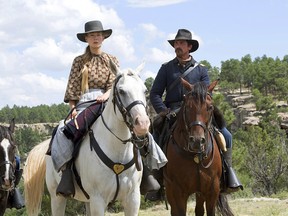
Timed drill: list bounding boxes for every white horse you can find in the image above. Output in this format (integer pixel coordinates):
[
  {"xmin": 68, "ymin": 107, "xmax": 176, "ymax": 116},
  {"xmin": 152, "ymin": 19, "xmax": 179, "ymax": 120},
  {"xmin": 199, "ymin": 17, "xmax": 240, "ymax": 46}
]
[{"xmin": 24, "ymin": 62, "xmax": 151, "ymax": 216}]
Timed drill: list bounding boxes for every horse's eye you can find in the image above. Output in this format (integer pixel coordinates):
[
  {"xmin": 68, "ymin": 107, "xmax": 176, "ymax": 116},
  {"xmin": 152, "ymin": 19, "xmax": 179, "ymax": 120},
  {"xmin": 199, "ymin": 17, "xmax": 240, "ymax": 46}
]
[
  {"xmin": 118, "ymin": 88, "xmax": 125, "ymax": 95},
  {"xmin": 208, "ymin": 105, "xmax": 214, "ymax": 111},
  {"xmin": 210, "ymin": 105, "xmax": 214, "ymax": 111}
]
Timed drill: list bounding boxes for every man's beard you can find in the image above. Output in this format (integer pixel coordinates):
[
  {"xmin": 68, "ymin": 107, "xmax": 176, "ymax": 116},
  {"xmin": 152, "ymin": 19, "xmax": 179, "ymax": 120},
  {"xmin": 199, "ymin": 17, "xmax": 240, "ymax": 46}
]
[{"xmin": 175, "ymin": 48, "xmax": 184, "ymax": 58}]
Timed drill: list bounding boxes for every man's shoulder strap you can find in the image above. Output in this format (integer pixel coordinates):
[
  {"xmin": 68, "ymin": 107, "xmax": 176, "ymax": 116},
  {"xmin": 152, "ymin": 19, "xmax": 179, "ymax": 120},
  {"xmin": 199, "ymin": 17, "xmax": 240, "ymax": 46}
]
[{"xmin": 167, "ymin": 62, "xmax": 199, "ymax": 93}]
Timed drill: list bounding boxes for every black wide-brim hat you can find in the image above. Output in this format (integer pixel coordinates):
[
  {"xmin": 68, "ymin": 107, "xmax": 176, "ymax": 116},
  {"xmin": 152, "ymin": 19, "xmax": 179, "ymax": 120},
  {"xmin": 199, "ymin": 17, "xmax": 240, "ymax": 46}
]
[
  {"xmin": 77, "ymin": 20, "xmax": 112, "ymax": 42},
  {"xmin": 168, "ymin": 29, "xmax": 199, "ymax": 53}
]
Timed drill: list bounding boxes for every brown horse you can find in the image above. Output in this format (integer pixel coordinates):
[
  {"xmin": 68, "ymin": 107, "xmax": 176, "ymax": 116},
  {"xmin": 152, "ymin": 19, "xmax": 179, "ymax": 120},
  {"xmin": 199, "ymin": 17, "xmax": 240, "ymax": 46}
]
[
  {"xmin": 0, "ymin": 119, "xmax": 17, "ymax": 216},
  {"xmin": 164, "ymin": 79, "xmax": 234, "ymax": 216}
]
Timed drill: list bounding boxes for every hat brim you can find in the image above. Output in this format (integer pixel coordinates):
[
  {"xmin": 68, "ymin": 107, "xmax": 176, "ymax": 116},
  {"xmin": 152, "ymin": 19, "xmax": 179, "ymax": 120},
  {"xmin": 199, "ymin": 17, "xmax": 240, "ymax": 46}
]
[
  {"xmin": 77, "ymin": 29, "xmax": 112, "ymax": 42},
  {"xmin": 168, "ymin": 39, "xmax": 199, "ymax": 53}
]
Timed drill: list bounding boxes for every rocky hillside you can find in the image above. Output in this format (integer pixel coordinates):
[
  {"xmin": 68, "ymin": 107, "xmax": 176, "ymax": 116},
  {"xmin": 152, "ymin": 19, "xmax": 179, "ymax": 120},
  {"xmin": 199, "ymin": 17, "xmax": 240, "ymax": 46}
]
[
  {"xmin": 222, "ymin": 88, "xmax": 288, "ymax": 133},
  {"xmin": 1, "ymin": 122, "xmax": 58, "ymax": 136}
]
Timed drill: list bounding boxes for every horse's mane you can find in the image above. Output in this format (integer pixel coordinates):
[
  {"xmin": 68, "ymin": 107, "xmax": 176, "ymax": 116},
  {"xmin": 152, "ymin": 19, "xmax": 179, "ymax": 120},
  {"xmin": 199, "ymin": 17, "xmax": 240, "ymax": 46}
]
[
  {"xmin": 212, "ymin": 106, "xmax": 226, "ymax": 129},
  {"xmin": 190, "ymin": 82, "xmax": 208, "ymax": 104},
  {"xmin": 189, "ymin": 82, "xmax": 226, "ymax": 129}
]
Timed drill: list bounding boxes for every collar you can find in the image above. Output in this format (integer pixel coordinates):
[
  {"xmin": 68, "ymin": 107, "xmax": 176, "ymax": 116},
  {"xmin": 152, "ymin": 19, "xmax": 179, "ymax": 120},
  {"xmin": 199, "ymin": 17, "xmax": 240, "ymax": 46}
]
[{"xmin": 173, "ymin": 56, "xmax": 197, "ymax": 69}]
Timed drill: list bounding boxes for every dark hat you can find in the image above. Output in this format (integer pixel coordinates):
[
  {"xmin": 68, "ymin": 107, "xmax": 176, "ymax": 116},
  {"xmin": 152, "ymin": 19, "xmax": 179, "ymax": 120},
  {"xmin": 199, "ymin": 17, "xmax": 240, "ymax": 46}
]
[
  {"xmin": 77, "ymin": 20, "xmax": 112, "ymax": 42},
  {"xmin": 168, "ymin": 29, "xmax": 199, "ymax": 52}
]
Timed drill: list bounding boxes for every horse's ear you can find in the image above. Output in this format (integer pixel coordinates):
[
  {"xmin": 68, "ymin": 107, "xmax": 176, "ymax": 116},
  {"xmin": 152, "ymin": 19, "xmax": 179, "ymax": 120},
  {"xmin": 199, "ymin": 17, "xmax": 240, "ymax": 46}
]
[
  {"xmin": 109, "ymin": 60, "xmax": 119, "ymax": 76},
  {"xmin": 135, "ymin": 61, "xmax": 145, "ymax": 75},
  {"xmin": 181, "ymin": 78, "xmax": 193, "ymax": 91},
  {"xmin": 9, "ymin": 118, "xmax": 15, "ymax": 133},
  {"xmin": 208, "ymin": 79, "xmax": 219, "ymax": 93}
]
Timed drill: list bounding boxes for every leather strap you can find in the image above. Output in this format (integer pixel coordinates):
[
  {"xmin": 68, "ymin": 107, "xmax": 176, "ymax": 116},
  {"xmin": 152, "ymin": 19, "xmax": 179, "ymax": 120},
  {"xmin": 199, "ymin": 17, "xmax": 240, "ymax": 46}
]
[
  {"xmin": 89, "ymin": 130, "xmax": 134, "ymax": 204},
  {"xmin": 167, "ymin": 62, "xmax": 199, "ymax": 93}
]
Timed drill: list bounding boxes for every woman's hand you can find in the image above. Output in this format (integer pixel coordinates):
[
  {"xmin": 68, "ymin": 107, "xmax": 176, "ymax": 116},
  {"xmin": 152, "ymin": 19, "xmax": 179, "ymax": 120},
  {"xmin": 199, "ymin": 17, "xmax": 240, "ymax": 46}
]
[
  {"xmin": 96, "ymin": 90, "xmax": 110, "ymax": 102},
  {"xmin": 69, "ymin": 100, "xmax": 77, "ymax": 119},
  {"xmin": 71, "ymin": 109, "xmax": 78, "ymax": 119}
]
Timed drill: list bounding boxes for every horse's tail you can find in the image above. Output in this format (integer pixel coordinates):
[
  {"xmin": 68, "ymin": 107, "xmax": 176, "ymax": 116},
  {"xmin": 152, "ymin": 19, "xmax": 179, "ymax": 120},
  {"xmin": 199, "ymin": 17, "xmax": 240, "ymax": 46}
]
[
  {"xmin": 216, "ymin": 193, "xmax": 234, "ymax": 216},
  {"xmin": 23, "ymin": 139, "xmax": 50, "ymax": 216}
]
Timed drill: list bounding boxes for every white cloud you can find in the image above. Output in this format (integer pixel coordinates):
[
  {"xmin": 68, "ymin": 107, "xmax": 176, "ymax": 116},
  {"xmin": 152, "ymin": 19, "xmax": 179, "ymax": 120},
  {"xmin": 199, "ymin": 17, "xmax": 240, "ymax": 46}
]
[
  {"xmin": 144, "ymin": 48, "xmax": 173, "ymax": 64},
  {"xmin": 0, "ymin": 0, "xmax": 218, "ymax": 109},
  {"xmin": 0, "ymin": 0, "xmax": 129, "ymax": 108},
  {"xmin": 0, "ymin": 73, "xmax": 67, "ymax": 107},
  {"xmin": 126, "ymin": 0, "xmax": 189, "ymax": 8},
  {"xmin": 140, "ymin": 69, "xmax": 157, "ymax": 80}
]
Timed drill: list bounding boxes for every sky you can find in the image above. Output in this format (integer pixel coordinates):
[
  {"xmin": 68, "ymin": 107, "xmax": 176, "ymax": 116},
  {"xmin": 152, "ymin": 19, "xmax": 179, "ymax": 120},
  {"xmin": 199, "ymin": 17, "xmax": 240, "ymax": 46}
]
[{"xmin": 0, "ymin": 0, "xmax": 287, "ymax": 109}]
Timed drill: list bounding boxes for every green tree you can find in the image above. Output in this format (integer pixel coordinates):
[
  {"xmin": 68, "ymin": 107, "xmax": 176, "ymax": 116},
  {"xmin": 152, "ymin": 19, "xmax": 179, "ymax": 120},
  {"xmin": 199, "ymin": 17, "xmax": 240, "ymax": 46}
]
[
  {"xmin": 234, "ymin": 125, "xmax": 287, "ymax": 196},
  {"xmin": 15, "ymin": 127, "xmax": 47, "ymax": 155},
  {"xmin": 145, "ymin": 77, "xmax": 154, "ymax": 92}
]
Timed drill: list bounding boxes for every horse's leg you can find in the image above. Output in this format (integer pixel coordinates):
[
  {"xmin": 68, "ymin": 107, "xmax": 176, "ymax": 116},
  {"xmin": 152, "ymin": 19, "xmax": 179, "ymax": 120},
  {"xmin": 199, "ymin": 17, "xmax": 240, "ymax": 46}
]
[
  {"xmin": 85, "ymin": 202, "xmax": 91, "ymax": 216},
  {"xmin": 122, "ymin": 190, "xmax": 141, "ymax": 216},
  {"xmin": 46, "ymin": 158, "xmax": 67, "ymax": 216},
  {"xmin": 166, "ymin": 184, "xmax": 188, "ymax": 216},
  {"xmin": 195, "ymin": 193, "xmax": 205, "ymax": 216},
  {"xmin": 0, "ymin": 196, "xmax": 7, "ymax": 216},
  {"xmin": 0, "ymin": 208, "xmax": 4, "ymax": 216},
  {"xmin": 205, "ymin": 180, "xmax": 220, "ymax": 216},
  {"xmin": 89, "ymin": 196, "xmax": 106, "ymax": 216},
  {"xmin": 205, "ymin": 197, "xmax": 217, "ymax": 216},
  {"xmin": 0, "ymin": 192, "xmax": 8, "ymax": 216},
  {"xmin": 50, "ymin": 194, "xmax": 67, "ymax": 216}
]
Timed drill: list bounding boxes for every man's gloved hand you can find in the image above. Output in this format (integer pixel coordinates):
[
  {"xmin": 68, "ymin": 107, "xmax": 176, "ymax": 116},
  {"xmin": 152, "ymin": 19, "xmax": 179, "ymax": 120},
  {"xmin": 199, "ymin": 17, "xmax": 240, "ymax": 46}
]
[{"xmin": 159, "ymin": 108, "xmax": 170, "ymax": 117}]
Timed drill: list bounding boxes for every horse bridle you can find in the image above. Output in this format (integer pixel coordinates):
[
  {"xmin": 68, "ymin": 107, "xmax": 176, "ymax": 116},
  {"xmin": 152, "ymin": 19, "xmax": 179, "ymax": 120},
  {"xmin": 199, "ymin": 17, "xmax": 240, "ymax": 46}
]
[
  {"xmin": 101, "ymin": 74, "xmax": 149, "ymax": 149},
  {"xmin": 0, "ymin": 149, "xmax": 16, "ymax": 191},
  {"xmin": 181, "ymin": 91, "xmax": 214, "ymax": 165}
]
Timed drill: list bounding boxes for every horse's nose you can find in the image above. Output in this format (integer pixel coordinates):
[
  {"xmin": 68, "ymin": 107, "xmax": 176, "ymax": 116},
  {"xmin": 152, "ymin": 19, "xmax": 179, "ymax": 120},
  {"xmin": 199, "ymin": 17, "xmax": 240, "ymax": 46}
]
[
  {"xmin": 133, "ymin": 115, "xmax": 150, "ymax": 136},
  {"xmin": 189, "ymin": 136, "xmax": 206, "ymax": 150},
  {"xmin": 1, "ymin": 175, "xmax": 11, "ymax": 187},
  {"xmin": 134, "ymin": 115, "xmax": 150, "ymax": 128}
]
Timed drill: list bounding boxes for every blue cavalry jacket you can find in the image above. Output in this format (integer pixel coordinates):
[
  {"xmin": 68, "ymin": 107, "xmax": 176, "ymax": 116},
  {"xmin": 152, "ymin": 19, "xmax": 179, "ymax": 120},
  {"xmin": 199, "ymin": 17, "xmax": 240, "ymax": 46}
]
[{"xmin": 150, "ymin": 56, "xmax": 210, "ymax": 114}]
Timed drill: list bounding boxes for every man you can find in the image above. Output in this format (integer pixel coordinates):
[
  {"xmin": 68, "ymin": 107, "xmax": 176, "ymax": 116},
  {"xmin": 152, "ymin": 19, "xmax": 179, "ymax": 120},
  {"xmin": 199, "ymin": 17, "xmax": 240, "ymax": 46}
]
[{"xmin": 148, "ymin": 29, "xmax": 243, "ymax": 200}]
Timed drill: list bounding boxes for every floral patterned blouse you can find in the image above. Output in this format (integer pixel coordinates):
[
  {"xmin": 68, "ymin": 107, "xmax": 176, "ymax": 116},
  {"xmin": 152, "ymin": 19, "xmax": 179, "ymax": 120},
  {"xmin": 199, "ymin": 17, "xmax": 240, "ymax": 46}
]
[{"xmin": 64, "ymin": 52, "xmax": 119, "ymax": 103}]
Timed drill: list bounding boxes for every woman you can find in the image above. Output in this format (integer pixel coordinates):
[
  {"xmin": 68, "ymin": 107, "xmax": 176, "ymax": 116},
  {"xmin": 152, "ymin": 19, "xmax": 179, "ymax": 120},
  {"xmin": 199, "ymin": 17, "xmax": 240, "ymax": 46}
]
[
  {"xmin": 65, "ymin": 20, "xmax": 118, "ymax": 116},
  {"xmin": 52, "ymin": 20, "xmax": 119, "ymax": 197}
]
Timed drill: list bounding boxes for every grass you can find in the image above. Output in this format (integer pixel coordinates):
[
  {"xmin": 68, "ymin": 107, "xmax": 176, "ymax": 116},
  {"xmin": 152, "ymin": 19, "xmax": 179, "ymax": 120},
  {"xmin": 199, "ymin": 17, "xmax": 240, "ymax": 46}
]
[{"xmin": 106, "ymin": 197, "xmax": 288, "ymax": 216}]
